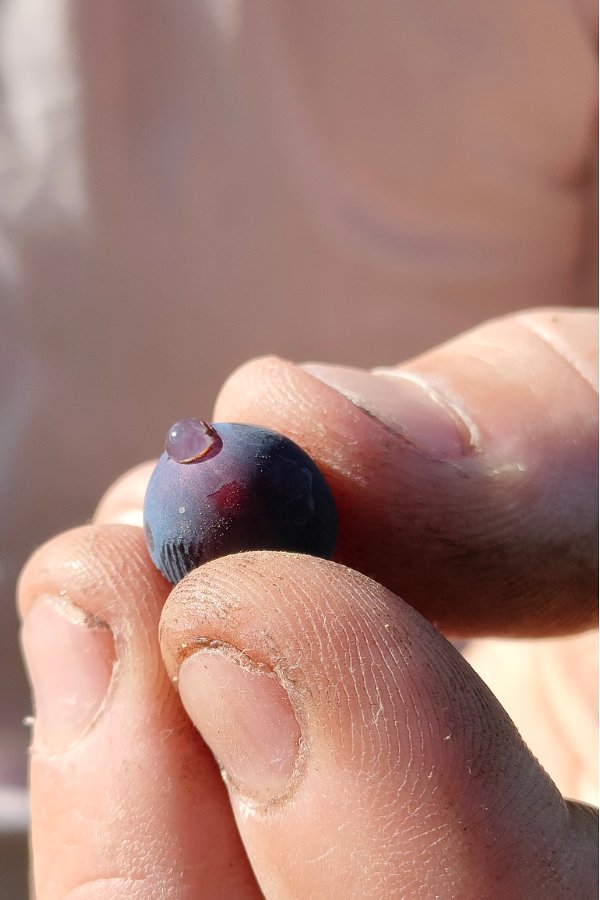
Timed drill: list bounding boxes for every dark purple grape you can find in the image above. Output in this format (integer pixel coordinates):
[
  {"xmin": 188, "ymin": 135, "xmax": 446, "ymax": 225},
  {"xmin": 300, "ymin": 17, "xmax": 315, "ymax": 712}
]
[{"xmin": 143, "ymin": 419, "xmax": 338, "ymax": 584}]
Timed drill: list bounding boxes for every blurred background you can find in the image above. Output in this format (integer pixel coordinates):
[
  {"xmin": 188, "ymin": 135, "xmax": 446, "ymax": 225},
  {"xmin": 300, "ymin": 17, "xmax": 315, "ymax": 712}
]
[{"xmin": 0, "ymin": 1, "xmax": 596, "ymax": 895}]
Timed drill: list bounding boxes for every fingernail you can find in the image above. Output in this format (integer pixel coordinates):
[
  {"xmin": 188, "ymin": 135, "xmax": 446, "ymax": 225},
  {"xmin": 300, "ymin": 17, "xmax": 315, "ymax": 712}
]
[
  {"xmin": 178, "ymin": 647, "xmax": 301, "ymax": 803},
  {"xmin": 21, "ymin": 597, "xmax": 116, "ymax": 752},
  {"xmin": 302, "ymin": 363, "xmax": 477, "ymax": 458}
]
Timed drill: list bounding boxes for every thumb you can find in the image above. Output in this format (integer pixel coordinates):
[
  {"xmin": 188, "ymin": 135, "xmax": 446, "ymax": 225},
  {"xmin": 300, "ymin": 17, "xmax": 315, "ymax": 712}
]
[{"xmin": 160, "ymin": 552, "xmax": 598, "ymax": 900}]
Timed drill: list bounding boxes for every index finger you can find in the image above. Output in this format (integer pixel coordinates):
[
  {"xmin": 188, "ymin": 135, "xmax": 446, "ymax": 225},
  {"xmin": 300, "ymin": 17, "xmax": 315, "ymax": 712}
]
[
  {"xmin": 212, "ymin": 307, "xmax": 597, "ymax": 638},
  {"xmin": 95, "ymin": 309, "xmax": 597, "ymax": 638}
]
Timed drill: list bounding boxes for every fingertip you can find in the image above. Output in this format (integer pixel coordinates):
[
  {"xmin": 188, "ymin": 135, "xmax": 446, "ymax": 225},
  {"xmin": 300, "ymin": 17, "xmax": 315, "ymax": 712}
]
[
  {"xmin": 213, "ymin": 354, "xmax": 368, "ymax": 471},
  {"xmin": 17, "ymin": 524, "xmax": 155, "ymax": 621}
]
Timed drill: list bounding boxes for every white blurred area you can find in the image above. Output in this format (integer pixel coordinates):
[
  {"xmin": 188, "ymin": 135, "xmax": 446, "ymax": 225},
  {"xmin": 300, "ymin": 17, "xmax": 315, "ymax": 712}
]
[{"xmin": 0, "ymin": 0, "xmax": 596, "ymax": 824}]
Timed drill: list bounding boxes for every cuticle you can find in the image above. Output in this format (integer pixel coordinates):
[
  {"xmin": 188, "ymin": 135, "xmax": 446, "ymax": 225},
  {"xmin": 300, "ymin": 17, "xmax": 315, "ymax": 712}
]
[{"xmin": 28, "ymin": 593, "xmax": 112, "ymax": 632}]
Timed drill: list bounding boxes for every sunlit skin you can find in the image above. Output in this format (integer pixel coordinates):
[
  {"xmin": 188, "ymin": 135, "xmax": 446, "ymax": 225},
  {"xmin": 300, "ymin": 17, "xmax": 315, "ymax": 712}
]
[
  {"xmin": 4, "ymin": 1, "xmax": 597, "ymax": 895},
  {"xmin": 18, "ymin": 308, "xmax": 597, "ymax": 900}
]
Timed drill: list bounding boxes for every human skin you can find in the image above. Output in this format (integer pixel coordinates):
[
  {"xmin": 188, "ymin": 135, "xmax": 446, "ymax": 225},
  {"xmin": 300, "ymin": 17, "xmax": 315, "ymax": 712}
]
[
  {"xmin": 17, "ymin": 307, "xmax": 598, "ymax": 899},
  {"xmin": 2, "ymin": 0, "xmax": 596, "ymax": 793}
]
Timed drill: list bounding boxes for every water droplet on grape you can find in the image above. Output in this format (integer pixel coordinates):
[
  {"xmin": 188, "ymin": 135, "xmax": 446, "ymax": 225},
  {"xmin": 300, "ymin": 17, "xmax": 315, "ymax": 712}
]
[{"xmin": 165, "ymin": 418, "xmax": 223, "ymax": 464}]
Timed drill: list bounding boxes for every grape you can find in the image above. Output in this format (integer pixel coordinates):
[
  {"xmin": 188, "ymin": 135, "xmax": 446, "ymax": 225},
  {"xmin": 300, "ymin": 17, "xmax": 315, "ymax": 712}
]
[{"xmin": 143, "ymin": 419, "xmax": 338, "ymax": 584}]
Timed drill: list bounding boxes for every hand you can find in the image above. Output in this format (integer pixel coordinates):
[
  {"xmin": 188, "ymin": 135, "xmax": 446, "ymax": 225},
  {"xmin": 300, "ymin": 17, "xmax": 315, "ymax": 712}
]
[{"xmin": 18, "ymin": 308, "xmax": 597, "ymax": 899}]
